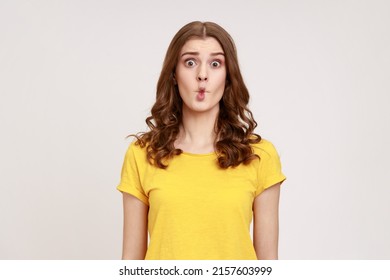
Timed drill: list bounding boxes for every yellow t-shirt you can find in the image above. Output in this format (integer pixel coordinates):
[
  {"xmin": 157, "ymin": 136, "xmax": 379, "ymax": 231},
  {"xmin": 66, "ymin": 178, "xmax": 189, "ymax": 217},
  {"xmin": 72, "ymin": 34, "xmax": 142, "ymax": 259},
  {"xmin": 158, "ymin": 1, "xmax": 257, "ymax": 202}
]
[{"xmin": 117, "ymin": 138, "xmax": 286, "ymax": 260}]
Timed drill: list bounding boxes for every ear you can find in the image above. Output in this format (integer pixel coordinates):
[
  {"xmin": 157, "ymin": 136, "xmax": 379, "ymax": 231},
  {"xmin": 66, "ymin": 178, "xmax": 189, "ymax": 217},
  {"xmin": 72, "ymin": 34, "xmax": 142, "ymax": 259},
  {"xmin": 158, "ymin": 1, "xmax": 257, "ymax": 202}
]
[{"xmin": 173, "ymin": 74, "xmax": 177, "ymax": 85}]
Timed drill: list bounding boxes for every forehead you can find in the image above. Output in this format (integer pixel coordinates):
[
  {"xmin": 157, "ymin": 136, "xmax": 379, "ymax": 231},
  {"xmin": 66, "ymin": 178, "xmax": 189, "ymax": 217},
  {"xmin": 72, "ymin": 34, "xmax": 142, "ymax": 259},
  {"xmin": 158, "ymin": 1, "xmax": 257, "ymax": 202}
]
[{"xmin": 180, "ymin": 37, "xmax": 224, "ymax": 54}]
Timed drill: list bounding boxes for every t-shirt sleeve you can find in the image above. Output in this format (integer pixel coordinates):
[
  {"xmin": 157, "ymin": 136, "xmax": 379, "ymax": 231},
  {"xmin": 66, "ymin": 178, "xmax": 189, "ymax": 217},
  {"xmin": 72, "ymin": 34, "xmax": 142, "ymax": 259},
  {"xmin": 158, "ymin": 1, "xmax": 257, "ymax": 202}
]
[
  {"xmin": 255, "ymin": 140, "xmax": 286, "ymax": 197},
  {"xmin": 116, "ymin": 142, "xmax": 149, "ymax": 206}
]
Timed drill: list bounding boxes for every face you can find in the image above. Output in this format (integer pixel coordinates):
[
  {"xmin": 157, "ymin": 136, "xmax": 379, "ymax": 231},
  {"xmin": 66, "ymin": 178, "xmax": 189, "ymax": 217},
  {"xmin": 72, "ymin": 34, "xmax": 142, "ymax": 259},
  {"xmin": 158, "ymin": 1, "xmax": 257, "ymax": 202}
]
[{"xmin": 175, "ymin": 37, "xmax": 226, "ymax": 115}]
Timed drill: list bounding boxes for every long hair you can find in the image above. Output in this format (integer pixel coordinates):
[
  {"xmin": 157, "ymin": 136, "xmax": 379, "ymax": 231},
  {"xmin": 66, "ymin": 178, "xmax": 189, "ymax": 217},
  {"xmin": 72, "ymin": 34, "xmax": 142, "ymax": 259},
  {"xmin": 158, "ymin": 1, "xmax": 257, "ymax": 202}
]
[{"xmin": 132, "ymin": 21, "xmax": 261, "ymax": 169}]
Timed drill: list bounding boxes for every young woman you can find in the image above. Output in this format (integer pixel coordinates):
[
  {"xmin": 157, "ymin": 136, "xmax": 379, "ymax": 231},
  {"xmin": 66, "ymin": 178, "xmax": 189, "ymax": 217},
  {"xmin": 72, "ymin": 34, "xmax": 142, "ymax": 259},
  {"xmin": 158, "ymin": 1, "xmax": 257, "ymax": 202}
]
[{"xmin": 117, "ymin": 21, "xmax": 286, "ymax": 260}]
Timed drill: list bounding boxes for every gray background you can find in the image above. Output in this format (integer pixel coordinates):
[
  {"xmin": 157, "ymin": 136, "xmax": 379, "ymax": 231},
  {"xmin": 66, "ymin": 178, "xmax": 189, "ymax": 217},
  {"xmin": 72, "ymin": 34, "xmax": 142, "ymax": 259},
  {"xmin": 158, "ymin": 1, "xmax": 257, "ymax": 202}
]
[{"xmin": 1, "ymin": 0, "xmax": 389, "ymax": 259}]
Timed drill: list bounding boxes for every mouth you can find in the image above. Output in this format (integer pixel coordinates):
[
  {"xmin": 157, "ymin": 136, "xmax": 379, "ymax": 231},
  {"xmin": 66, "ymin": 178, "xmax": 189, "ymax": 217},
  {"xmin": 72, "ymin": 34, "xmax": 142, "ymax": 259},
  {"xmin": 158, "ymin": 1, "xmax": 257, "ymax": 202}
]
[
  {"xmin": 196, "ymin": 88, "xmax": 206, "ymax": 101},
  {"xmin": 198, "ymin": 87, "xmax": 206, "ymax": 94}
]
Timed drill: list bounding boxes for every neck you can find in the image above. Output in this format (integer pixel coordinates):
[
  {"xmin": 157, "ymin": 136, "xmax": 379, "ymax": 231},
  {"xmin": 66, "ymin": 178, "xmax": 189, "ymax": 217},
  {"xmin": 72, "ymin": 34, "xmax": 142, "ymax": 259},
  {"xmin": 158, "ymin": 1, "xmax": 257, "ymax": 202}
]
[{"xmin": 176, "ymin": 106, "xmax": 220, "ymax": 151}]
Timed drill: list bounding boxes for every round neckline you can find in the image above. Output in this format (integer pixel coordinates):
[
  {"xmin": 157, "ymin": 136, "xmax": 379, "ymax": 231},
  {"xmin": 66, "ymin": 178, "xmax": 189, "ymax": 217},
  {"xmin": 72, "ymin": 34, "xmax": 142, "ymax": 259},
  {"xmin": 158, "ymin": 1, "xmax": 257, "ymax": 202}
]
[{"xmin": 180, "ymin": 151, "xmax": 216, "ymax": 157}]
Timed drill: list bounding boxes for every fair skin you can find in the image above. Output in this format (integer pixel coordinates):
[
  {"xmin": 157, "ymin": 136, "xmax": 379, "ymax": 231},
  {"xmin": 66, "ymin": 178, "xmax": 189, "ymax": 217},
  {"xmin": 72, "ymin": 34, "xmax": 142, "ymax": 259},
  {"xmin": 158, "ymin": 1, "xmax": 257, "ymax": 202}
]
[
  {"xmin": 121, "ymin": 193, "xmax": 148, "ymax": 259},
  {"xmin": 174, "ymin": 37, "xmax": 226, "ymax": 153},
  {"xmin": 121, "ymin": 37, "xmax": 281, "ymax": 259},
  {"xmin": 253, "ymin": 183, "xmax": 281, "ymax": 259}
]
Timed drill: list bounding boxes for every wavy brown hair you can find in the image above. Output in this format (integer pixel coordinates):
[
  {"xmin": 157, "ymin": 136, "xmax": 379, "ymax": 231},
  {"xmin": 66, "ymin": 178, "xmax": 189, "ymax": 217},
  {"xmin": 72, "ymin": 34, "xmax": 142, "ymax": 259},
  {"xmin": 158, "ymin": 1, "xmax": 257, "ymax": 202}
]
[{"xmin": 131, "ymin": 21, "xmax": 261, "ymax": 169}]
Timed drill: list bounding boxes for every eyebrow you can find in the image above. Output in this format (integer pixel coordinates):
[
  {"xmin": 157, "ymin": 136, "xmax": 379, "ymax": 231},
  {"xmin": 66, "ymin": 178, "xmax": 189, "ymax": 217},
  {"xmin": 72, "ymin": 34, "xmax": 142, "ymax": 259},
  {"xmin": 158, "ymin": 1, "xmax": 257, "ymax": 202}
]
[{"xmin": 181, "ymin": 51, "xmax": 225, "ymax": 57}]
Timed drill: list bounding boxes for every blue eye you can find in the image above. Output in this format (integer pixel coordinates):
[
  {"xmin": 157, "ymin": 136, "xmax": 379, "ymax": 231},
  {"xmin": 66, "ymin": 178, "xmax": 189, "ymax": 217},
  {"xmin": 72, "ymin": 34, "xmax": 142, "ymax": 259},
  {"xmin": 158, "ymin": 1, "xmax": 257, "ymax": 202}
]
[
  {"xmin": 211, "ymin": 61, "xmax": 221, "ymax": 68},
  {"xmin": 185, "ymin": 59, "xmax": 196, "ymax": 67}
]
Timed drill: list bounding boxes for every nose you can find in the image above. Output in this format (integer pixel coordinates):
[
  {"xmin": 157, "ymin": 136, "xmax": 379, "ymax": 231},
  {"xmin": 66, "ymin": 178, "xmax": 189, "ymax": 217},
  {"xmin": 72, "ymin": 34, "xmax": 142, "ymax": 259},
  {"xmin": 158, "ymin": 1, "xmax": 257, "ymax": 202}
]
[
  {"xmin": 197, "ymin": 75, "xmax": 207, "ymax": 81},
  {"xmin": 197, "ymin": 64, "xmax": 208, "ymax": 81}
]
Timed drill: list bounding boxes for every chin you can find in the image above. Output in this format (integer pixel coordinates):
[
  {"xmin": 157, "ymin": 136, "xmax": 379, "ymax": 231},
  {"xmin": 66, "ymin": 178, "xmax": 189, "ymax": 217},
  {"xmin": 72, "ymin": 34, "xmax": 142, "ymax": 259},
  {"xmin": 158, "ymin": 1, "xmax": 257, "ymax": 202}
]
[{"xmin": 190, "ymin": 104, "xmax": 219, "ymax": 113}]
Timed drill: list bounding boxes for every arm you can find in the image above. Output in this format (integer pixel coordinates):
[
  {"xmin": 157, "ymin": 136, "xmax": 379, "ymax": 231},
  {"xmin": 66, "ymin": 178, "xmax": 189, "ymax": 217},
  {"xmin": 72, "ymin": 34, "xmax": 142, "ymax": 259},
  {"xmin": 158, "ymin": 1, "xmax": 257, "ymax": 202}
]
[
  {"xmin": 121, "ymin": 192, "xmax": 149, "ymax": 259},
  {"xmin": 253, "ymin": 183, "xmax": 281, "ymax": 260}
]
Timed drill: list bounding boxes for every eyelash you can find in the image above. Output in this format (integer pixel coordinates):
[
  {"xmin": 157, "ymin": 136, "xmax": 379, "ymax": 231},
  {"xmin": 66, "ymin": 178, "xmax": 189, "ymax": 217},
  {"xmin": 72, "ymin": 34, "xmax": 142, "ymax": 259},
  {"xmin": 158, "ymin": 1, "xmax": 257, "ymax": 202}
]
[
  {"xmin": 185, "ymin": 59, "xmax": 196, "ymax": 67},
  {"xmin": 211, "ymin": 60, "xmax": 222, "ymax": 68}
]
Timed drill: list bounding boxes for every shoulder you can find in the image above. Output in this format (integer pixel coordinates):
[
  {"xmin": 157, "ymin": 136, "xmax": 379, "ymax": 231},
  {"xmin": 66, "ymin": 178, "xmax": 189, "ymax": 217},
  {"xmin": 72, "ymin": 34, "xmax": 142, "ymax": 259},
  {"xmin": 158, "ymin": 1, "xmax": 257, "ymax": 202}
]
[
  {"xmin": 125, "ymin": 139, "xmax": 148, "ymax": 161},
  {"xmin": 251, "ymin": 138, "xmax": 280, "ymax": 160},
  {"xmin": 129, "ymin": 139, "xmax": 146, "ymax": 152}
]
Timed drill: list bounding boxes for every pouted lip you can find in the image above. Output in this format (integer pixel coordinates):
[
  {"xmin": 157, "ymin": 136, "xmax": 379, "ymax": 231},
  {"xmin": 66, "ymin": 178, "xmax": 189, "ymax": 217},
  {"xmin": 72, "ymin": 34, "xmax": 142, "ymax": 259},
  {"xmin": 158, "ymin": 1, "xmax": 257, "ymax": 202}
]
[{"xmin": 197, "ymin": 87, "xmax": 207, "ymax": 93}]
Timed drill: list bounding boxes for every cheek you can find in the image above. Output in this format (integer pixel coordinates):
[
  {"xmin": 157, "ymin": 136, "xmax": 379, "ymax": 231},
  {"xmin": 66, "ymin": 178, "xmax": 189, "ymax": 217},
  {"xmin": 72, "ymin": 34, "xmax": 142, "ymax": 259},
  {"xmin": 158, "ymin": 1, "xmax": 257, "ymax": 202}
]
[
  {"xmin": 177, "ymin": 77, "xmax": 192, "ymax": 92},
  {"xmin": 175, "ymin": 67, "xmax": 193, "ymax": 86},
  {"xmin": 216, "ymin": 68, "xmax": 226, "ymax": 81},
  {"xmin": 215, "ymin": 71, "xmax": 227, "ymax": 89}
]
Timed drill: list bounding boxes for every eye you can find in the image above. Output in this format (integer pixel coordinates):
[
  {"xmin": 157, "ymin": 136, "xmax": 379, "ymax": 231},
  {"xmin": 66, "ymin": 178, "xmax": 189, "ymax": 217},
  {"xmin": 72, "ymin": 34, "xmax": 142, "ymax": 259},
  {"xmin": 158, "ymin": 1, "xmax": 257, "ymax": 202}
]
[
  {"xmin": 211, "ymin": 60, "xmax": 221, "ymax": 68},
  {"xmin": 185, "ymin": 59, "xmax": 196, "ymax": 67}
]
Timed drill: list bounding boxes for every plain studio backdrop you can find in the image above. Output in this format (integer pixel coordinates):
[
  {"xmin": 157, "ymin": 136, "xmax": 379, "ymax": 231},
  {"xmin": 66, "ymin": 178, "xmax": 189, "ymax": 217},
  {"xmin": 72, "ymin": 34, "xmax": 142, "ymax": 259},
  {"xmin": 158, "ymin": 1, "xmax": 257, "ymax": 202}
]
[{"xmin": 0, "ymin": 0, "xmax": 389, "ymax": 259}]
